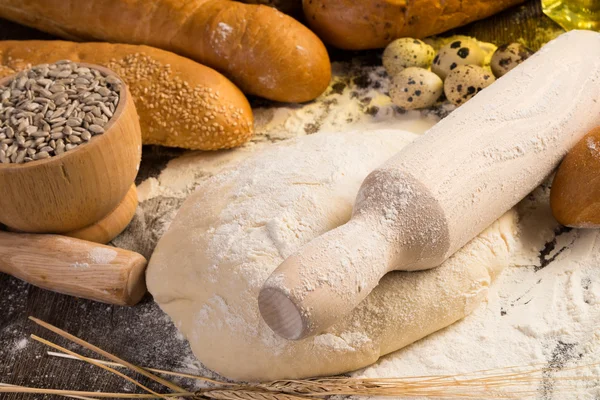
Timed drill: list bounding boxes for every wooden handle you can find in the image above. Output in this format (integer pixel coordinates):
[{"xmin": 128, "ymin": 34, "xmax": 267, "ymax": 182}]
[
  {"xmin": 0, "ymin": 231, "xmax": 147, "ymax": 306},
  {"xmin": 259, "ymin": 217, "xmax": 394, "ymax": 340}
]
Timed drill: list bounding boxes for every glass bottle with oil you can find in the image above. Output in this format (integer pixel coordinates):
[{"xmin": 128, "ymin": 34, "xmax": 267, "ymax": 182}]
[{"xmin": 542, "ymin": 0, "xmax": 600, "ymax": 31}]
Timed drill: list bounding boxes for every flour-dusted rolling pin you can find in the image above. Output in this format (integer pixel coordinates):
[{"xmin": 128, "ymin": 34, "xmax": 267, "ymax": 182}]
[
  {"xmin": 259, "ymin": 30, "xmax": 600, "ymax": 340},
  {"xmin": 0, "ymin": 231, "xmax": 147, "ymax": 305}
]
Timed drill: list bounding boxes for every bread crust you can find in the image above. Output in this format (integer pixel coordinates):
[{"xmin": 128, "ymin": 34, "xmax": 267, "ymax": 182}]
[
  {"xmin": 0, "ymin": 40, "xmax": 254, "ymax": 150},
  {"xmin": 0, "ymin": 0, "xmax": 331, "ymax": 103},
  {"xmin": 551, "ymin": 127, "xmax": 600, "ymax": 228},
  {"xmin": 302, "ymin": 0, "xmax": 526, "ymax": 50}
]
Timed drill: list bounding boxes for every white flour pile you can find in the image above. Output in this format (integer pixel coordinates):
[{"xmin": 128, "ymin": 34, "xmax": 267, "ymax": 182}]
[{"xmin": 88, "ymin": 247, "xmax": 117, "ymax": 264}]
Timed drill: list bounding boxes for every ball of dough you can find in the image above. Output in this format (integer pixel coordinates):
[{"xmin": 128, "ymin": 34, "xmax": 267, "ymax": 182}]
[
  {"xmin": 432, "ymin": 38, "xmax": 485, "ymax": 80},
  {"xmin": 146, "ymin": 130, "xmax": 517, "ymax": 381},
  {"xmin": 444, "ymin": 65, "xmax": 496, "ymax": 106},
  {"xmin": 382, "ymin": 38, "xmax": 435, "ymax": 76},
  {"xmin": 390, "ymin": 67, "xmax": 443, "ymax": 109},
  {"xmin": 491, "ymin": 43, "xmax": 534, "ymax": 78}
]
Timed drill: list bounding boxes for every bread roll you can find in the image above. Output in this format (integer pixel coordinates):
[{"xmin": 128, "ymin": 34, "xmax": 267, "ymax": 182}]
[
  {"xmin": 302, "ymin": 0, "xmax": 525, "ymax": 50},
  {"xmin": 0, "ymin": 0, "xmax": 331, "ymax": 103},
  {"xmin": 0, "ymin": 41, "xmax": 254, "ymax": 150},
  {"xmin": 551, "ymin": 127, "xmax": 600, "ymax": 228}
]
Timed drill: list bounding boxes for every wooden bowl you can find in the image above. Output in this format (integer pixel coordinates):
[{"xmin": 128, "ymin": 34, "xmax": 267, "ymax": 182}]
[
  {"xmin": 64, "ymin": 184, "xmax": 139, "ymax": 244},
  {"xmin": 0, "ymin": 64, "xmax": 142, "ymax": 233}
]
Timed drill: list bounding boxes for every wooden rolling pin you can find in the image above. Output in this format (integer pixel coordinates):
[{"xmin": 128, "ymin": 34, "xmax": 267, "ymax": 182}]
[
  {"xmin": 0, "ymin": 231, "xmax": 147, "ymax": 306},
  {"xmin": 259, "ymin": 30, "xmax": 600, "ymax": 340}
]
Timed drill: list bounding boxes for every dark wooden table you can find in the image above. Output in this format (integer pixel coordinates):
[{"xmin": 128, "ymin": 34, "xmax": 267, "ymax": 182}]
[{"xmin": 0, "ymin": 1, "xmax": 563, "ymax": 399}]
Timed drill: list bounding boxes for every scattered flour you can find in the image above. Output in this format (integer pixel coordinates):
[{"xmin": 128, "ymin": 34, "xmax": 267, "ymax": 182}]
[
  {"xmin": 210, "ymin": 22, "xmax": 234, "ymax": 59},
  {"xmin": 70, "ymin": 262, "xmax": 90, "ymax": 268},
  {"xmin": 587, "ymin": 136, "xmax": 600, "ymax": 159},
  {"xmin": 13, "ymin": 338, "xmax": 27, "ymax": 351},
  {"xmin": 357, "ymin": 184, "xmax": 600, "ymax": 399},
  {"xmin": 217, "ymin": 22, "xmax": 233, "ymax": 39},
  {"xmin": 252, "ymin": 65, "xmax": 440, "ymax": 143},
  {"xmin": 88, "ymin": 247, "xmax": 117, "ymax": 264}
]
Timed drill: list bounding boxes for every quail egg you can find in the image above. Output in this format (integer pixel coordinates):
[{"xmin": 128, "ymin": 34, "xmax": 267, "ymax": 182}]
[
  {"xmin": 490, "ymin": 43, "xmax": 534, "ymax": 78},
  {"xmin": 390, "ymin": 67, "xmax": 443, "ymax": 110},
  {"xmin": 383, "ymin": 38, "xmax": 435, "ymax": 77},
  {"xmin": 431, "ymin": 38, "xmax": 485, "ymax": 80},
  {"xmin": 444, "ymin": 65, "xmax": 496, "ymax": 106}
]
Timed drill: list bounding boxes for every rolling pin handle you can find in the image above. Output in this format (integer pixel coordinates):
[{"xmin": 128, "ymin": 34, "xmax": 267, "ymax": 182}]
[
  {"xmin": 258, "ymin": 217, "xmax": 393, "ymax": 340},
  {"xmin": 0, "ymin": 231, "xmax": 147, "ymax": 306}
]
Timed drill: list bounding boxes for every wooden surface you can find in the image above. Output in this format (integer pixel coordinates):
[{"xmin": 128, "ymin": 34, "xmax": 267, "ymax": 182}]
[{"xmin": 0, "ymin": 1, "xmax": 564, "ymax": 398}]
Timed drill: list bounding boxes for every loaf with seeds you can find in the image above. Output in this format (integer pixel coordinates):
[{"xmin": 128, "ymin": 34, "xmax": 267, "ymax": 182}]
[
  {"xmin": 0, "ymin": 41, "xmax": 254, "ymax": 150},
  {"xmin": 0, "ymin": 0, "xmax": 331, "ymax": 103}
]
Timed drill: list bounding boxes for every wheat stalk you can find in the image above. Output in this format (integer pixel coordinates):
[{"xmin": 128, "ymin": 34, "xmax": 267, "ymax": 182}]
[
  {"xmin": 0, "ymin": 383, "xmax": 99, "ymax": 400},
  {"xmin": 195, "ymin": 388, "xmax": 314, "ymax": 400},
  {"xmin": 46, "ymin": 351, "xmax": 233, "ymax": 386},
  {"xmin": 0, "ymin": 386, "xmax": 192, "ymax": 398},
  {"xmin": 31, "ymin": 335, "xmax": 166, "ymax": 399},
  {"xmin": 2, "ymin": 317, "xmax": 597, "ymax": 400},
  {"xmin": 29, "ymin": 316, "xmax": 187, "ymax": 393}
]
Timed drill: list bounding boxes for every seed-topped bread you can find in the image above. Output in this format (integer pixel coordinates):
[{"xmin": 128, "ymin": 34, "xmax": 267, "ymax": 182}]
[{"xmin": 0, "ymin": 41, "xmax": 254, "ymax": 151}]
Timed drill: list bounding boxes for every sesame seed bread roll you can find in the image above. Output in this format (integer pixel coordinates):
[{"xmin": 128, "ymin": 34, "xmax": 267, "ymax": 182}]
[
  {"xmin": 0, "ymin": 41, "xmax": 254, "ymax": 150},
  {"xmin": 303, "ymin": 0, "xmax": 525, "ymax": 50},
  {"xmin": 0, "ymin": 0, "xmax": 331, "ymax": 103}
]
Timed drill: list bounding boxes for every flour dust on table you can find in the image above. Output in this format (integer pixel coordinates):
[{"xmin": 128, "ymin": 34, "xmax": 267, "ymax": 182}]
[{"xmin": 250, "ymin": 35, "xmax": 501, "ymax": 143}]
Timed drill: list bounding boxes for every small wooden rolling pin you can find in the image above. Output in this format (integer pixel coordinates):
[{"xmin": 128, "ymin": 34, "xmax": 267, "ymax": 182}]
[
  {"xmin": 0, "ymin": 231, "xmax": 147, "ymax": 306},
  {"xmin": 259, "ymin": 30, "xmax": 600, "ymax": 340}
]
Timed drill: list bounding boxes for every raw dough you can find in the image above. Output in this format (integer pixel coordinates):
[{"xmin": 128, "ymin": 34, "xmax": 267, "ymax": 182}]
[{"xmin": 147, "ymin": 130, "xmax": 518, "ymax": 381}]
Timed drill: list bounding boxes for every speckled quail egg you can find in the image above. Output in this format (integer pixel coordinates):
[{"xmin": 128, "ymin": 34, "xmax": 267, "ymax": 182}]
[
  {"xmin": 444, "ymin": 65, "xmax": 496, "ymax": 106},
  {"xmin": 390, "ymin": 67, "xmax": 443, "ymax": 110},
  {"xmin": 490, "ymin": 43, "xmax": 534, "ymax": 78},
  {"xmin": 383, "ymin": 38, "xmax": 435, "ymax": 76},
  {"xmin": 431, "ymin": 38, "xmax": 485, "ymax": 80}
]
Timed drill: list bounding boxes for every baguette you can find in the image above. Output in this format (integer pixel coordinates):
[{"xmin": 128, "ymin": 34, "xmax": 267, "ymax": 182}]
[
  {"xmin": 0, "ymin": 41, "xmax": 254, "ymax": 150},
  {"xmin": 551, "ymin": 127, "xmax": 600, "ymax": 228},
  {"xmin": 302, "ymin": 0, "xmax": 525, "ymax": 50},
  {"xmin": 0, "ymin": 0, "xmax": 331, "ymax": 103}
]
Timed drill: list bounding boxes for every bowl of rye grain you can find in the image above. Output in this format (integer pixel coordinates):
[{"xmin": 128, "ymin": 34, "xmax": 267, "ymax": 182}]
[{"xmin": 0, "ymin": 61, "xmax": 141, "ymax": 233}]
